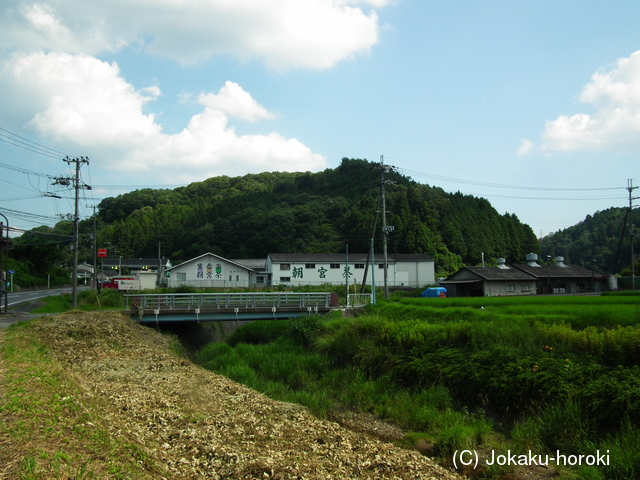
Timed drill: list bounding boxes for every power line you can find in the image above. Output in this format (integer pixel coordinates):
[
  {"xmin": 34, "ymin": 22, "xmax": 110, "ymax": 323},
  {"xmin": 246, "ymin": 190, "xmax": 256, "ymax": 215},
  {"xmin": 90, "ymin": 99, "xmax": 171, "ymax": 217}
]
[
  {"xmin": 457, "ymin": 191, "xmax": 627, "ymax": 202},
  {"xmin": 92, "ymin": 184, "xmax": 187, "ymax": 190},
  {"xmin": 395, "ymin": 166, "xmax": 624, "ymax": 193},
  {"xmin": 0, "ymin": 207, "xmax": 59, "ymax": 222},
  {"xmin": 0, "ymin": 127, "xmax": 68, "ymax": 159},
  {"xmin": 0, "ymin": 161, "xmax": 56, "ymax": 179}
]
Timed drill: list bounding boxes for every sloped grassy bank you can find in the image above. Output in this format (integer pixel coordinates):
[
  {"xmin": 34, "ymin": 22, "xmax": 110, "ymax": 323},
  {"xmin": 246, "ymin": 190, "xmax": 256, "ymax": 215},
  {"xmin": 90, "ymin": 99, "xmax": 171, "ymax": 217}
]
[
  {"xmin": 1, "ymin": 312, "xmax": 462, "ymax": 480},
  {"xmin": 196, "ymin": 295, "xmax": 640, "ymax": 480}
]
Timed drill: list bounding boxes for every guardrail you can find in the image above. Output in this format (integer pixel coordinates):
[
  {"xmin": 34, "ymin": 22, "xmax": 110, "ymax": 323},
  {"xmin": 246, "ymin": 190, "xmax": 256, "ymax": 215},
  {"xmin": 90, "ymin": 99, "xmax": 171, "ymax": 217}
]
[
  {"xmin": 347, "ymin": 293, "xmax": 373, "ymax": 308},
  {"xmin": 124, "ymin": 292, "xmax": 334, "ymax": 311}
]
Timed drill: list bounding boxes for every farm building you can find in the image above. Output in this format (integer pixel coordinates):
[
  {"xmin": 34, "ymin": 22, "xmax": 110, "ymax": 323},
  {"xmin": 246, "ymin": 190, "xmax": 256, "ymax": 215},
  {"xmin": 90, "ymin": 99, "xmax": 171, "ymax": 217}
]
[
  {"xmin": 441, "ymin": 258, "xmax": 537, "ymax": 297},
  {"xmin": 442, "ymin": 254, "xmax": 608, "ymax": 296},
  {"xmin": 512, "ymin": 255, "xmax": 607, "ymax": 294}
]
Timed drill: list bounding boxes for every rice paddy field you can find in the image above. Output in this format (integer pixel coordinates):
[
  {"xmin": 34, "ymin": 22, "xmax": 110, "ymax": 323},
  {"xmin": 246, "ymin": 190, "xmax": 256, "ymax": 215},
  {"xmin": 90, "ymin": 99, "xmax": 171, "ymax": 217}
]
[{"xmin": 196, "ymin": 292, "xmax": 640, "ymax": 479}]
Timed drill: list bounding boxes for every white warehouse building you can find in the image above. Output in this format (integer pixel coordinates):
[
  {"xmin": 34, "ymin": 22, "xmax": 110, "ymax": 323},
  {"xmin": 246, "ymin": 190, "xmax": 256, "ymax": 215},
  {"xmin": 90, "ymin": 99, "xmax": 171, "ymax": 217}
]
[
  {"xmin": 165, "ymin": 252, "xmax": 435, "ymax": 289},
  {"xmin": 266, "ymin": 253, "xmax": 435, "ymax": 288},
  {"xmin": 166, "ymin": 253, "xmax": 253, "ymax": 288}
]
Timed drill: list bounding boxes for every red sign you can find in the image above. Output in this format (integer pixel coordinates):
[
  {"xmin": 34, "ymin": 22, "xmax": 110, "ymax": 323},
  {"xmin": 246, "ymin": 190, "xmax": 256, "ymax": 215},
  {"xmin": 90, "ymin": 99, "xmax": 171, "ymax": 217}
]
[{"xmin": 97, "ymin": 248, "xmax": 107, "ymax": 258}]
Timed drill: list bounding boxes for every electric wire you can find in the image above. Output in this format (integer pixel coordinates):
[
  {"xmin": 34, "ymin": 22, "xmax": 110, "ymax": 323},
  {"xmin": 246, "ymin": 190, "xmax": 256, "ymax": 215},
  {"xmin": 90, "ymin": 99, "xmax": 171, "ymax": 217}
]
[
  {"xmin": 394, "ymin": 166, "xmax": 624, "ymax": 193},
  {"xmin": 0, "ymin": 127, "xmax": 68, "ymax": 159}
]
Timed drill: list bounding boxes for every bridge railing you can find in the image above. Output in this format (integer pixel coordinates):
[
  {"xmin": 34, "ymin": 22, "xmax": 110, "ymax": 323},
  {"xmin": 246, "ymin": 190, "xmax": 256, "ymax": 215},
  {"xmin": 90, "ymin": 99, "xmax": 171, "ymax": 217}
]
[{"xmin": 124, "ymin": 292, "xmax": 333, "ymax": 310}]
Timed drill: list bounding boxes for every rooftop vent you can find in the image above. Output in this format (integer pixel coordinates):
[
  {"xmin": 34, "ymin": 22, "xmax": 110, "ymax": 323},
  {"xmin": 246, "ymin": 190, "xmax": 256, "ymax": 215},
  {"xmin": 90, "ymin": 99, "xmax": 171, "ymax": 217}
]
[
  {"xmin": 526, "ymin": 253, "xmax": 541, "ymax": 267},
  {"xmin": 496, "ymin": 258, "xmax": 509, "ymax": 269},
  {"xmin": 555, "ymin": 256, "xmax": 567, "ymax": 267}
]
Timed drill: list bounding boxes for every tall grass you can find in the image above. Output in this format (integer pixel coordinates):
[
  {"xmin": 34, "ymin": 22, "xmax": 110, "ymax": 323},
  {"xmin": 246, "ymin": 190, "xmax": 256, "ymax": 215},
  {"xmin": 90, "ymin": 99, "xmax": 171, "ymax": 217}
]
[
  {"xmin": 196, "ymin": 295, "xmax": 640, "ymax": 478},
  {"xmin": 196, "ymin": 318, "xmax": 492, "ymax": 456}
]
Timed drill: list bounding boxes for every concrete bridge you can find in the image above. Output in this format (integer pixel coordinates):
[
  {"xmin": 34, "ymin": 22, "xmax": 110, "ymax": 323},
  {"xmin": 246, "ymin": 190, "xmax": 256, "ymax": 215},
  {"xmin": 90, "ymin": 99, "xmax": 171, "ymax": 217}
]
[{"xmin": 124, "ymin": 292, "xmax": 348, "ymax": 323}]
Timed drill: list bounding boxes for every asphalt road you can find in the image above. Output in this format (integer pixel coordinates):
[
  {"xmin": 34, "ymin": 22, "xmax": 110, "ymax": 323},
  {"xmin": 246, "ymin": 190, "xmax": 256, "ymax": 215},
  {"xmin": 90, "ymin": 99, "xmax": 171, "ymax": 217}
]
[{"xmin": 0, "ymin": 287, "xmax": 90, "ymax": 328}]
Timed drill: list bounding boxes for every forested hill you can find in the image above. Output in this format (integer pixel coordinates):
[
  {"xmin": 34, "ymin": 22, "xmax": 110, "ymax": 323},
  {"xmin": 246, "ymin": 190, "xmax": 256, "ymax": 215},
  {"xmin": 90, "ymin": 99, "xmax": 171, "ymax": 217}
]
[
  {"xmin": 539, "ymin": 206, "xmax": 638, "ymax": 275},
  {"xmin": 86, "ymin": 158, "xmax": 537, "ymax": 275}
]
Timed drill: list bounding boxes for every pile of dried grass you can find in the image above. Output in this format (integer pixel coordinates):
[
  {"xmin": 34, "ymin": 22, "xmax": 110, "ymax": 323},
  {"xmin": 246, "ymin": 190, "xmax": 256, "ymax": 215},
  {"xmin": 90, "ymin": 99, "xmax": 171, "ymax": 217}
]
[{"xmin": 1, "ymin": 312, "xmax": 463, "ymax": 479}]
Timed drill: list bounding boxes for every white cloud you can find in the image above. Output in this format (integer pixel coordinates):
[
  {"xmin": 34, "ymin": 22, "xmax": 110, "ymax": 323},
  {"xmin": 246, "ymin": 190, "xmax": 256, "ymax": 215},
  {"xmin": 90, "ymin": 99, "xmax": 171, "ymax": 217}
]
[
  {"xmin": 540, "ymin": 50, "xmax": 640, "ymax": 152},
  {"xmin": 199, "ymin": 82, "xmax": 275, "ymax": 122},
  {"xmin": 2, "ymin": 52, "xmax": 161, "ymax": 146},
  {"xmin": 517, "ymin": 138, "xmax": 535, "ymax": 156},
  {"xmin": 1, "ymin": 0, "xmax": 389, "ymax": 71},
  {"xmin": 0, "ymin": 51, "xmax": 326, "ymax": 182}
]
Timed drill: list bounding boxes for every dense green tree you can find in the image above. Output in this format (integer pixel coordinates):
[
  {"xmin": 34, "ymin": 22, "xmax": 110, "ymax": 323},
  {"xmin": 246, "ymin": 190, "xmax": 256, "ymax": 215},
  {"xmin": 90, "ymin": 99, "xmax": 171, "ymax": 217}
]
[
  {"xmin": 540, "ymin": 207, "xmax": 638, "ymax": 274},
  {"xmin": 20, "ymin": 158, "xmax": 540, "ymax": 278}
]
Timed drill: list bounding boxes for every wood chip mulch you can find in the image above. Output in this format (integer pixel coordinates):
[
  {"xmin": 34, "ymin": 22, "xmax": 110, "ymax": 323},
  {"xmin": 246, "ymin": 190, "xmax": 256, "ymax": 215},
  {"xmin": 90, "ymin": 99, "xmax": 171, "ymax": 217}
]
[{"xmin": 1, "ymin": 311, "xmax": 465, "ymax": 479}]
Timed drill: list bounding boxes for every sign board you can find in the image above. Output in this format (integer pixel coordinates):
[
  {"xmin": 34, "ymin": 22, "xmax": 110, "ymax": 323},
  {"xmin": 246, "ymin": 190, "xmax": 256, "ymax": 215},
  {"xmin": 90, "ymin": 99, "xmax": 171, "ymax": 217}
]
[
  {"xmin": 97, "ymin": 248, "xmax": 107, "ymax": 258},
  {"xmin": 116, "ymin": 279, "xmax": 140, "ymax": 291},
  {"xmin": 8, "ymin": 270, "xmax": 15, "ymax": 274}
]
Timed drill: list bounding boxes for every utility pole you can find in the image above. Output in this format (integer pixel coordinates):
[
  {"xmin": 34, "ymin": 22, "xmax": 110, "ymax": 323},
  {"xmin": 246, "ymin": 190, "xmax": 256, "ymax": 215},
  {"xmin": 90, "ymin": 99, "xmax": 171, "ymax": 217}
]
[
  {"xmin": 628, "ymin": 179, "xmax": 638, "ymax": 290},
  {"xmin": 0, "ymin": 213, "xmax": 9, "ymax": 314},
  {"xmin": 0, "ymin": 221, "xmax": 3, "ymax": 313},
  {"xmin": 92, "ymin": 205, "xmax": 98, "ymax": 291},
  {"xmin": 360, "ymin": 196, "xmax": 380, "ymax": 294},
  {"xmin": 54, "ymin": 157, "xmax": 90, "ymax": 307},
  {"xmin": 377, "ymin": 155, "xmax": 395, "ymax": 299}
]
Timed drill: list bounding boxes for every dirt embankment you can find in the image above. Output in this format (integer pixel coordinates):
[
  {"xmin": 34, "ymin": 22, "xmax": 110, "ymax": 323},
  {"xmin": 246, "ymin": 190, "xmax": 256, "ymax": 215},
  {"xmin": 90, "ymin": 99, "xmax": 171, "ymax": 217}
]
[{"xmin": 0, "ymin": 311, "xmax": 463, "ymax": 479}]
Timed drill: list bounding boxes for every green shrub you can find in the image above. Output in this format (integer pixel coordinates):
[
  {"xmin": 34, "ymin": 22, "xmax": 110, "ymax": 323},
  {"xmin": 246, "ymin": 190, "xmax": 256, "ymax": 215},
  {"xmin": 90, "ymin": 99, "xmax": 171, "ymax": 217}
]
[
  {"xmin": 99, "ymin": 289, "xmax": 124, "ymax": 307},
  {"xmin": 286, "ymin": 315, "xmax": 324, "ymax": 348},
  {"xmin": 434, "ymin": 424, "xmax": 475, "ymax": 456},
  {"xmin": 593, "ymin": 419, "xmax": 640, "ymax": 480},
  {"xmin": 536, "ymin": 398, "xmax": 592, "ymax": 452},
  {"xmin": 227, "ymin": 320, "xmax": 289, "ymax": 346}
]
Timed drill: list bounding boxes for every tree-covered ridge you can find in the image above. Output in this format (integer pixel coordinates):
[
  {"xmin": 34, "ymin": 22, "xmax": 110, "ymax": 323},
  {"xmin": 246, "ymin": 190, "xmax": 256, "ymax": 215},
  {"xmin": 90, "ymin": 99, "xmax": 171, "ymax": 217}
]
[
  {"xmin": 540, "ymin": 206, "xmax": 639, "ymax": 275},
  {"xmin": 84, "ymin": 158, "xmax": 537, "ymax": 276}
]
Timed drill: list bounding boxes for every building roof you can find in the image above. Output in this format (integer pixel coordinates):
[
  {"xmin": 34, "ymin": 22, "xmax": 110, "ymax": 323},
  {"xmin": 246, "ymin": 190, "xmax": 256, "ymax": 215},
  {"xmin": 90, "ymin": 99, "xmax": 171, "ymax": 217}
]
[
  {"xmin": 167, "ymin": 252, "xmax": 254, "ymax": 272},
  {"xmin": 444, "ymin": 266, "xmax": 536, "ymax": 283},
  {"xmin": 512, "ymin": 264, "xmax": 600, "ymax": 279},
  {"xmin": 102, "ymin": 258, "xmax": 170, "ymax": 268},
  {"xmin": 231, "ymin": 259, "xmax": 267, "ymax": 270},
  {"xmin": 267, "ymin": 253, "xmax": 434, "ymax": 264},
  {"xmin": 388, "ymin": 253, "xmax": 435, "ymax": 262},
  {"xmin": 268, "ymin": 253, "xmax": 373, "ymax": 263}
]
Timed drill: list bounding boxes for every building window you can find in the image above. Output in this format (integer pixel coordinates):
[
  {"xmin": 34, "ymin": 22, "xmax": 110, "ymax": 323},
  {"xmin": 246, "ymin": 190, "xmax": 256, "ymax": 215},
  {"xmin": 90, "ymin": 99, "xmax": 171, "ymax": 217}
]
[
  {"xmin": 280, "ymin": 276, "xmax": 291, "ymax": 282},
  {"xmin": 176, "ymin": 272, "xmax": 186, "ymax": 281},
  {"xmin": 305, "ymin": 263, "xmax": 315, "ymax": 269},
  {"xmin": 256, "ymin": 276, "xmax": 264, "ymax": 284},
  {"xmin": 330, "ymin": 263, "xmax": 340, "ymax": 269},
  {"xmin": 378, "ymin": 264, "xmax": 384, "ymax": 269},
  {"xmin": 354, "ymin": 263, "xmax": 365, "ymax": 269},
  {"xmin": 522, "ymin": 285, "xmax": 531, "ymax": 292},
  {"xmin": 236, "ymin": 275, "xmax": 239, "ymax": 281},
  {"xmin": 229, "ymin": 275, "xmax": 232, "ymax": 281},
  {"xmin": 280, "ymin": 264, "xmax": 291, "ymax": 270},
  {"xmin": 507, "ymin": 285, "xmax": 516, "ymax": 292}
]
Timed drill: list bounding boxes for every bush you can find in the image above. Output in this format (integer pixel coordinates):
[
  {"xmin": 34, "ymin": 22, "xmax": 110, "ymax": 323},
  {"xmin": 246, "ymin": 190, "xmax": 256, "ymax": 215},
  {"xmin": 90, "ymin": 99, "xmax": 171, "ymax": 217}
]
[{"xmin": 227, "ymin": 320, "xmax": 289, "ymax": 346}]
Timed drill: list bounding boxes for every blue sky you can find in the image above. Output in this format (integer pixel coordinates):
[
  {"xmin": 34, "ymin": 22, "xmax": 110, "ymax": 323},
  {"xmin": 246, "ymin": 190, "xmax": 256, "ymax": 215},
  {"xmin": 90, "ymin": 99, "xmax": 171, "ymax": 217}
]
[{"xmin": 1, "ymin": 0, "xmax": 639, "ymax": 243}]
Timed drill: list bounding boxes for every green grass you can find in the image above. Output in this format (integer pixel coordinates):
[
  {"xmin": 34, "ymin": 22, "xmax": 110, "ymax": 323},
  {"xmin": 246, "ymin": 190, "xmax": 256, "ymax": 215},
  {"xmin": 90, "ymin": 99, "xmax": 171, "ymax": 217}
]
[
  {"xmin": 30, "ymin": 289, "xmax": 125, "ymax": 314},
  {"xmin": 0, "ymin": 321, "xmax": 156, "ymax": 478},
  {"xmin": 196, "ymin": 315, "xmax": 495, "ymax": 462}
]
